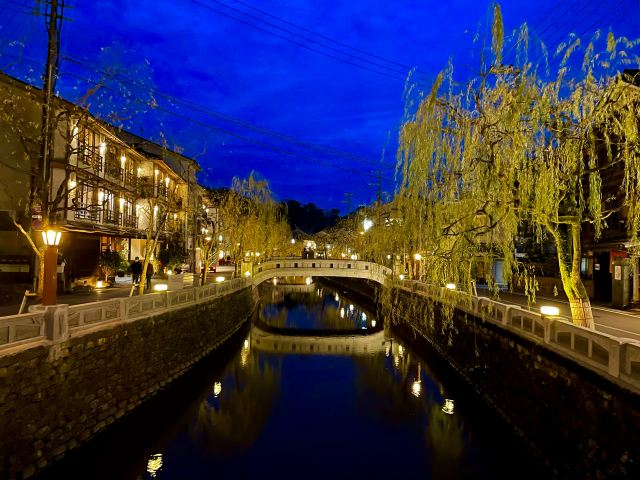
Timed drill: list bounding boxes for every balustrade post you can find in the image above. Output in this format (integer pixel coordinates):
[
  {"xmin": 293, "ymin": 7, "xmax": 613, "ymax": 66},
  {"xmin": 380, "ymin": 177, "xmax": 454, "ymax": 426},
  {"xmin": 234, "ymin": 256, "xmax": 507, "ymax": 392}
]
[
  {"xmin": 30, "ymin": 304, "xmax": 69, "ymax": 342},
  {"xmin": 609, "ymin": 341, "xmax": 622, "ymax": 378}
]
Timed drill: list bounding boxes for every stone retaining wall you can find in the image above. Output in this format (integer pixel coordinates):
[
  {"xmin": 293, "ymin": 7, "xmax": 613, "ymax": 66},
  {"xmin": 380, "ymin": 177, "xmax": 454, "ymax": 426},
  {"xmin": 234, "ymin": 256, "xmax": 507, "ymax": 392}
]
[
  {"xmin": 0, "ymin": 287, "xmax": 257, "ymax": 479},
  {"xmin": 390, "ymin": 288, "xmax": 640, "ymax": 479}
]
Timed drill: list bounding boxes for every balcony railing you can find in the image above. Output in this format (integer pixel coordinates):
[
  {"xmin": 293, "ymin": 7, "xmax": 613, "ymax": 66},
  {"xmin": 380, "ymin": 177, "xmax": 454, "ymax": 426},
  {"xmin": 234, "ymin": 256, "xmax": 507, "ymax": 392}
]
[
  {"xmin": 104, "ymin": 162, "xmax": 123, "ymax": 181},
  {"xmin": 157, "ymin": 183, "xmax": 168, "ymax": 197},
  {"xmin": 102, "ymin": 210, "xmax": 121, "ymax": 226},
  {"xmin": 74, "ymin": 207, "xmax": 99, "ymax": 222},
  {"xmin": 122, "ymin": 213, "xmax": 137, "ymax": 229},
  {"xmin": 77, "ymin": 144, "xmax": 103, "ymax": 174}
]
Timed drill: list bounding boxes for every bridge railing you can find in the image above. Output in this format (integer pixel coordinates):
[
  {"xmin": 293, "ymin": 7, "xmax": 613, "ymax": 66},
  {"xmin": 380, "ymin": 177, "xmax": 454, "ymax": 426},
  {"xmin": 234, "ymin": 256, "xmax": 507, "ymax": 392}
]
[
  {"xmin": 252, "ymin": 258, "xmax": 391, "ymax": 284},
  {"xmin": 0, "ymin": 277, "xmax": 251, "ymax": 355},
  {"xmin": 396, "ymin": 278, "xmax": 640, "ymax": 393}
]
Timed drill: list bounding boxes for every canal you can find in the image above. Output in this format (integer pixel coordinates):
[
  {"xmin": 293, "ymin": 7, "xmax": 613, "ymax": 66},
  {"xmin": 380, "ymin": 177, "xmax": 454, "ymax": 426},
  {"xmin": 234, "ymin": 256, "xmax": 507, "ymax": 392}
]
[{"xmin": 38, "ymin": 280, "xmax": 546, "ymax": 479}]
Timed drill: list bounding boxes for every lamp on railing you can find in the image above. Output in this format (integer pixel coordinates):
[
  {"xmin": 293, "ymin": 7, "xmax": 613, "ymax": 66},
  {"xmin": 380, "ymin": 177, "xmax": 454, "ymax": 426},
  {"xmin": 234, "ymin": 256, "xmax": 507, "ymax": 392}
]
[{"xmin": 41, "ymin": 228, "xmax": 62, "ymax": 306}]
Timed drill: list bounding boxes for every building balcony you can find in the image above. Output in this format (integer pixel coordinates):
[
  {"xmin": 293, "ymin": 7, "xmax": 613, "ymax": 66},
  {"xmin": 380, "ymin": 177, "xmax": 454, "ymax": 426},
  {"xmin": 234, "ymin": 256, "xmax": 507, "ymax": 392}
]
[
  {"xmin": 77, "ymin": 145, "xmax": 103, "ymax": 174},
  {"xmin": 104, "ymin": 162, "xmax": 124, "ymax": 182},
  {"xmin": 74, "ymin": 207, "xmax": 99, "ymax": 222},
  {"xmin": 102, "ymin": 209, "xmax": 121, "ymax": 226},
  {"xmin": 122, "ymin": 213, "xmax": 138, "ymax": 229}
]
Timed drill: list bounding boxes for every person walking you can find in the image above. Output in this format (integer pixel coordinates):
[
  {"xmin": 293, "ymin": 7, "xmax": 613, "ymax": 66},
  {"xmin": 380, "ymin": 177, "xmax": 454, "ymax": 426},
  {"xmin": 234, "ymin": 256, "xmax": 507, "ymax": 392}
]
[
  {"xmin": 145, "ymin": 260, "xmax": 154, "ymax": 291},
  {"xmin": 131, "ymin": 257, "xmax": 142, "ymax": 285}
]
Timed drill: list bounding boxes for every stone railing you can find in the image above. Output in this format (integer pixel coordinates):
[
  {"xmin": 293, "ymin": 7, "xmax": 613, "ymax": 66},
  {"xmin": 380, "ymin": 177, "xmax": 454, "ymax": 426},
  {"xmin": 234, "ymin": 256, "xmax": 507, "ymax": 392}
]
[
  {"xmin": 398, "ymin": 279, "xmax": 640, "ymax": 394},
  {"xmin": 0, "ymin": 311, "xmax": 46, "ymax": 350},
  {"xmin": 0, "ymin": 277, "xmax": 250, "ymax": 354}
]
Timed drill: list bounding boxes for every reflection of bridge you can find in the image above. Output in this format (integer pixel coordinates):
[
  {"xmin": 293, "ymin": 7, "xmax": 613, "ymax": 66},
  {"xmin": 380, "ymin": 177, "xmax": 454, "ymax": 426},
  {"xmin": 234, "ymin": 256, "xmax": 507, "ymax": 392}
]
[
  {"xmin": 250, "ymin": 325, "xmax": 388, "ymax": 356},
  {"xmin": 251, "ymin": 259, "xmax": 391, "ymax": 286}
]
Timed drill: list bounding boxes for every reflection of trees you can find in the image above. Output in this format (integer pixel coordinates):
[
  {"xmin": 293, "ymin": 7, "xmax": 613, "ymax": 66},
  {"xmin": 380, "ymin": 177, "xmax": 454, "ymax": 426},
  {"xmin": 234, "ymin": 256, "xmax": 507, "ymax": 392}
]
[
  {"xmin": 188, "ymin": 352, "xmax": 281, "ymax": 455},
  {"xmin": 353, "ymin": 355, "xmax": 420, "ymax": 424},
  {"xmin": 425, "ymin": 404, "xmax": 465, "ymax": 479},
  {"xmin": 354, "ymin": 346, "xmax": 465, "ymax": 473}
]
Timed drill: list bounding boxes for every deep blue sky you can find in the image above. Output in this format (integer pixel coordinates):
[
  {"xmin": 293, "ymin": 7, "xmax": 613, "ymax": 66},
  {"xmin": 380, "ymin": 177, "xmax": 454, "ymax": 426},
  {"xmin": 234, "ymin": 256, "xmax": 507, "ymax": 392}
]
[{"xmin": 1, "ymin": 0, "xmax": 638, "ymax": 212}]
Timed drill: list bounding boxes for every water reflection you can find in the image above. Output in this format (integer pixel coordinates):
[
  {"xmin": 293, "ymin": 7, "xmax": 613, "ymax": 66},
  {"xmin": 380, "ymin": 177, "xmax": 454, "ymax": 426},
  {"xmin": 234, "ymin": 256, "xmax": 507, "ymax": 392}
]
[
  {"xmin": 259, "ymin": 282, "xmax": 377, "ymax": 332},
  {"xmin": 122, "ymin": 281, "xmax": 542, "ymax": 479}
]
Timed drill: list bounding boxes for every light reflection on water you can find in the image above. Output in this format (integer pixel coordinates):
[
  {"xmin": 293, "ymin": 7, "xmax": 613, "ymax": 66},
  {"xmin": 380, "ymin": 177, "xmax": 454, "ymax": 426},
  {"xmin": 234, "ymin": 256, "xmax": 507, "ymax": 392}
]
[{"xmin": 134, "ymin": 281, "xmax": 542, "ymax": 479}]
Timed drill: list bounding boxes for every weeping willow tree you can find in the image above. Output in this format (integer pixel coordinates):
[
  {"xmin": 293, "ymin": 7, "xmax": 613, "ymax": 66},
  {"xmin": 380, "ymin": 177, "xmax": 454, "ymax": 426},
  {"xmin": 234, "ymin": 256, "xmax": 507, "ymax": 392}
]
[
  {"xmin": 216, "ymin": 172, "xmax": 291, "ymax": 276},
  {"xmin": 396, "ymin": 4, "xmax": 640, "ymax": 328}
]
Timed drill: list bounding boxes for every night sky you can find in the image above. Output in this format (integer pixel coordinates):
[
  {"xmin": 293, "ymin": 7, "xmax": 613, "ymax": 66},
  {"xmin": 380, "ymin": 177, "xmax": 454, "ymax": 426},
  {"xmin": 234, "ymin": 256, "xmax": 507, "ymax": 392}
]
[{"xmin": 1, "ymin": 0, "xmax": 638, "ymax": 211}]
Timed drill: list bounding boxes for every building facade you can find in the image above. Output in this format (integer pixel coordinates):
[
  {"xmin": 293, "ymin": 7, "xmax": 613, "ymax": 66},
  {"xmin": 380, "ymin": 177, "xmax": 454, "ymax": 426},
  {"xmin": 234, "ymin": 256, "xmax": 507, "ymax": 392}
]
[{"xmin": 0, "ymin": 72, "xmax": 202, "ymax": 291}]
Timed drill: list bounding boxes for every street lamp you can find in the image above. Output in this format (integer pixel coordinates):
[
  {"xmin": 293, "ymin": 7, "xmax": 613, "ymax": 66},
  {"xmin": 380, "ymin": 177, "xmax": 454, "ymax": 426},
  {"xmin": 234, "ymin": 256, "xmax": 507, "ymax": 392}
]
[{"xmin": 41, "ymin": 228, "xmax": 62, "ymax": 306}]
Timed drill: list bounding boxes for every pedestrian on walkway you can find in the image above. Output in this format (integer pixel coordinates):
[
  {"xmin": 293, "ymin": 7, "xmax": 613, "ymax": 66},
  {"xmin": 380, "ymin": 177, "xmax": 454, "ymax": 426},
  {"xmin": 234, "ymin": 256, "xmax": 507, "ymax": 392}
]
[
  {"xmin": 145, "ymin": 260, "xmax": 154, "ymax": 291},
  {"xmin": 131, "ymin": 257, "xmax": 142, "ymax": 285}
]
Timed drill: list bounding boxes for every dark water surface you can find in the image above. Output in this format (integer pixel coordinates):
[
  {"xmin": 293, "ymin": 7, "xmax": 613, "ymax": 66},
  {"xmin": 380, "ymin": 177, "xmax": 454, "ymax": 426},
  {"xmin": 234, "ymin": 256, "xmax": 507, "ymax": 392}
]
[{"xmin": 39, "ymin": 281, "xmax": 545, "ymax": 480}]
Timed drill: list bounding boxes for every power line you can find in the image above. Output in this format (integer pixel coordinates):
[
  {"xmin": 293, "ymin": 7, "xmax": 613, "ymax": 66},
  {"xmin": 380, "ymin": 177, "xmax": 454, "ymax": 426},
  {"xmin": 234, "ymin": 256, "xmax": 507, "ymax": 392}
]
[
  {"xmin": 188, "ymin": 0, "xmax": 433, "ymax": 90},
  {"xmin": 59, "ymin": 52, "xmax": 393, "ymax": 169},
  {"xmin": 3, "ymin": 52, "xmax": 398, "ymax": 184},
  {"xmin": 226, "ymin": 0, "xmax": 435, "ymax": 83}
]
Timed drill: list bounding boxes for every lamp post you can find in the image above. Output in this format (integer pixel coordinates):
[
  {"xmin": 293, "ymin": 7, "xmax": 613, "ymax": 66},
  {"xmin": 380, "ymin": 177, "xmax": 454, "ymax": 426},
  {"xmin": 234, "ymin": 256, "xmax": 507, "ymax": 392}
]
[{"xmin": 41, "ymin": 228, "xmax": 61, "ymax": 306}]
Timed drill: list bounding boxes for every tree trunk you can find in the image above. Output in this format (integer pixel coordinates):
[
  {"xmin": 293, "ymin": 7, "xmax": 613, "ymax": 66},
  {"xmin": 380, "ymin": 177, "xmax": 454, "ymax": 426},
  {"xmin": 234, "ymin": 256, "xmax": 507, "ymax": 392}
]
[
  {"xmin": 568, "ymin": 297, "xmax": 595, "ymax": 329},
  {"xmin": 554, "ymin": 223, "xmax": 595, "ymax": 329}
]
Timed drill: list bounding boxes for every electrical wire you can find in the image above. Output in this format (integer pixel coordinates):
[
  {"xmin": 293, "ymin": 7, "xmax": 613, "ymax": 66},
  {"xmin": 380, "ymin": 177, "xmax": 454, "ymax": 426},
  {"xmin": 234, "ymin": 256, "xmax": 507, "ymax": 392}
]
[{"xmin": 188, "ymin": 0, "xmax": 433, "ymax": 90}]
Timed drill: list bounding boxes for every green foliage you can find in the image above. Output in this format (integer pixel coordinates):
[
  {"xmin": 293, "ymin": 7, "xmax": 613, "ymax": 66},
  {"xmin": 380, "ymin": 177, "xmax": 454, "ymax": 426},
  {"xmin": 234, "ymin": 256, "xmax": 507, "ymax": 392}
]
[
  {"xmin": 157, "ymin": 247, "xmax": 184, "ymax": 269},
  {"xmin": 98, "ymin": 250, "xmax": 125, "ymax": 280},
  {"xmin": 393, "ymin": 4, "xmax": 640, "ymax": 326}
]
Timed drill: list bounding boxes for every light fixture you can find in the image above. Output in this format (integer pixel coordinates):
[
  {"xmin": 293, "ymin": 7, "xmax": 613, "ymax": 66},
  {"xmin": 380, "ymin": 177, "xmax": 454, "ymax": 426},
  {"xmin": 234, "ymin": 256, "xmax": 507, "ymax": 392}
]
[
  {"xmin": 218, "ymin": 235, "xmax": 223, "ymax": 242},
  {"xmin": 272, "ymin": 278, "xmax": 278, "ymax": 285},
  {"xmin": 96, "ymin": 280, "xmax": 104, "ymax": 289},
  {"xmin": 305, "ymin": 276, "xmax": 312, "ymax": 285},
  {"xmin": 216, "ymin": 276, "xmax": 225, "ymax": 282},
  {"xmin": 540, "ymin": 305, "xmax": 560, "ymax": 316},
  {"xmin": 205, "ymin": 236, "xmax": 212, "ymax": 241},
  {"xmin": 291, "ymin": 238, "xmax": 295, "ymax": 244},
  {"xmin": 244, "ymin": 271, "xmax": 251, "ymax": 277},
  {"xmin": 411, "ymin": 380, "xmax": 422, "ymax": 398},
  {"xmin": 399, "ymin": 274, "xmax": 405, "ymax": 280},
  {"xmin": 414, "ymin": 253, "xmax": 422, "ymax": 261},
  {"xmin": 213, "ymin": 381, "xmax": 222, "ymax": 397},
  {"xmin": 442, "ymin": 399, "xmax": 455, "ymax": 415},
  {"xmin": 153, "ymin": 284, "xmax": 168, "ymax": 291},
  {"xmin": 371, "ymin": 320, "xmax": 377, "ymax": 327},
  {"xmin": 41, "ymin": 229, "xmax": 62, "ymax": 246},
  {"xmin": 446, "ymin": 283, "xmax": 456, "ymax": 290},
  {"xmin": 363, "ymin": 218, "xmax": 373, "ymax": 232}
]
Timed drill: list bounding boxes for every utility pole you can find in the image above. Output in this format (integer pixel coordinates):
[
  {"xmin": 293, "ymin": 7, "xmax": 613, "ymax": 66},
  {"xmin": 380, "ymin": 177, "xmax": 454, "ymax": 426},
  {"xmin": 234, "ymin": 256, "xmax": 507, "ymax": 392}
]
[
  {"xmin": 40, "ymin": 0, "xmax": 64, "ymax": 224},
  {"xmin": 342, "ymin": 192, "xmax": 352, "ymax": 216},
  {"xmin": 368, "ymin": 170, "xmax": 383, "ymax": 206}
]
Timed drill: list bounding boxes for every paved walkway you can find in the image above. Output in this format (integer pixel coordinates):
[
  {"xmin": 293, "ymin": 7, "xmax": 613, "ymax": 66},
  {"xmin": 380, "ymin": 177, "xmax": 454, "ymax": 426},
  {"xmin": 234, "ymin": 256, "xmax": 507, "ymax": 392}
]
[
  {"xmin": 481, "ymin": 288, "xmax": 640, "ymax": 342},
  {"xmin": 0, "ymin": 268, "xmax": 237, "ymax": 317},
  {"xmin": 4, "ymin": 274, "xmax": 640, "ymax": 342}
]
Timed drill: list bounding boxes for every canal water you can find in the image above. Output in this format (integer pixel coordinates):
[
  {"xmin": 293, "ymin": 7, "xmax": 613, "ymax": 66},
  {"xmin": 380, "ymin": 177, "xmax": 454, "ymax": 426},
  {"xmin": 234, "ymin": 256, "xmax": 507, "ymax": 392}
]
[{"xmin": 39, "ymin": 280, "xmax": 545, "ymax": 479}]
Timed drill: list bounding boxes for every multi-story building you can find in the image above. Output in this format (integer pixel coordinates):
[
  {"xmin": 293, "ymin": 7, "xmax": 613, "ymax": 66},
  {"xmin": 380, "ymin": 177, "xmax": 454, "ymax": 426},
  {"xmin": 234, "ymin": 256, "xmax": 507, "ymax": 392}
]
[{"xmin": 0, "ymin": 72, "xmax": 201, "ymax": 290}]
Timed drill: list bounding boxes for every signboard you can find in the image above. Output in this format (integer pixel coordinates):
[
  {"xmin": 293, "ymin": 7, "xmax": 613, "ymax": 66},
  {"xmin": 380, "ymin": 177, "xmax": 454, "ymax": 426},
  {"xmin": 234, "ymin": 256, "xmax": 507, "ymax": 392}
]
[{"xmin": 615, "ymin": 265, "xmax": 622, "ymax": 281}]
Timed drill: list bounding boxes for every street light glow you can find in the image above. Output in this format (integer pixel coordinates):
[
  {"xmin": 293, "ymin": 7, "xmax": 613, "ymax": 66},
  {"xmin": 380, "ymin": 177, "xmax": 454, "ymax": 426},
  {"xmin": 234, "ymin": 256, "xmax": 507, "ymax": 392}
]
[
  {"xmin": 541, "ymin": 305, "xmax": 560, "ymax": 316},
  {"xmin": 41, "ymin": 229, "xmax": 62, "ymax": 246},
  {"xmin": 446, "ymin": 283, "xmax": 456, "ymax": 290},
  {"xmin": 414, "ymin": 253, "xmax": 422, "ymax": 261}
]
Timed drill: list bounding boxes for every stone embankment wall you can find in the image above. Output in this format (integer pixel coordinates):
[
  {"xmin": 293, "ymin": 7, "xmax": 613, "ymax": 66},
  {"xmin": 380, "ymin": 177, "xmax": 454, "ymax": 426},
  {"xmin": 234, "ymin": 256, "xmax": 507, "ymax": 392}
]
[
  {"xmin": 0, "ymin": 287, "xmax": 257, "ymax": 479},
  {"xmin": 390, "ymin": 288, "xmax": 640, "ymax": 480}
]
